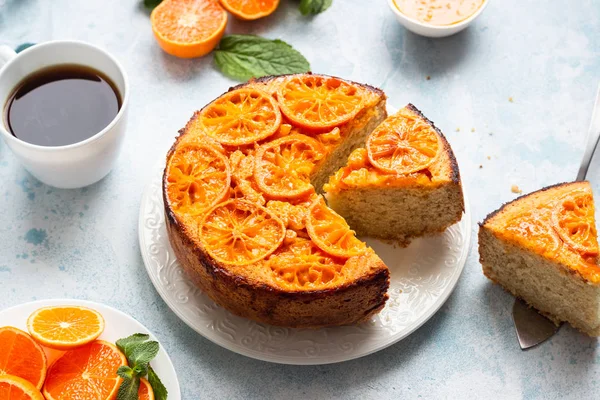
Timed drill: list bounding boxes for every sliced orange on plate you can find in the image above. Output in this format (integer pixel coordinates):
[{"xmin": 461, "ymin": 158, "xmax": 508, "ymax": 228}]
[
  {"xmin": 254, "ymin": 134, "xmax": 325, "ymax": 200},
  {"xmin": 166, "ymin": 142, "xmax": 231, "ymax": 216},
  {"xmin": 151, "ymin": 0, "xmax": 228, "ymax": 58},
  {"xmin": 139, "ymin": 378, "xmax": 155, "ymax": 400},
  {"xmin": 306, "ymin": 196, "xmax": 367, "ymax": 258},
  {"xmin": 198, "ymin": 199, "xmax": 286, "ymax": 265},
  {"xmin": 196, "ymin": 88, "xmax": 282, "ymax": 146},
  {"xmin": 552, "ymin": 189, "xmax": 599, "ymax": 256},
  {"xmin": 367, "ymin": 110, "xmax": 440, "ymax": 175},
  {"xmin": 219, "ymin": 0, "xmax": 279, "ymax": 20},
  {"xmin": 43, "ymin": 340, "xmax": 126, "ymax": 400},
  {"xmin": 277, "ymin": 75, "xmax": 364, "ymax": 130},
  {"xmin": 0, "ymin": 327, "xmax": 47, "ymax": 390},
  {"xmin": 0, "ymin": 375, "xmax": 45, "ymax": 400},
  {"xmin": 27, "ymin": 305, "xmax": 105, "ymax": 351}
]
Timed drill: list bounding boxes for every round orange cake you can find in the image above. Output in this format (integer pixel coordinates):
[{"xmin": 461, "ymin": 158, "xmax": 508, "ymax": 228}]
[{"xmin": 163, "ymin": 74, "xmax": 391, "ymax": 328}]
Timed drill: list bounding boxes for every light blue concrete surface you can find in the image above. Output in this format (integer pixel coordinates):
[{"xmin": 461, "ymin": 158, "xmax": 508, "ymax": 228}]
[{"xmin": 2, "ymin": 1, "xmax": 600, "ymax": 398}]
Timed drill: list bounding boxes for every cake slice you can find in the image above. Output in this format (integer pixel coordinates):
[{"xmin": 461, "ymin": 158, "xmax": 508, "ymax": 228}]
[
  {"xmin": 324, "ymin": 104, "xmax": 464, "ymax": 244},
  {"xmin": 479, "ymin": 181, "xmax": 600, "ymax": 336}
]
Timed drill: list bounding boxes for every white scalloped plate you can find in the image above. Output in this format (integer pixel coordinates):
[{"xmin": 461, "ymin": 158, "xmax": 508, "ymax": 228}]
[{"xmin": 138, "ymin": 159, "xmax": 471, "ymax": 365}]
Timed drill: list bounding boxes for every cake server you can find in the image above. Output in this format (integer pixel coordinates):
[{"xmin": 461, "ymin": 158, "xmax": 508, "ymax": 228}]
[{"xmin": 512, "ymin": 83, "xmax": 600, "ymax": 350}]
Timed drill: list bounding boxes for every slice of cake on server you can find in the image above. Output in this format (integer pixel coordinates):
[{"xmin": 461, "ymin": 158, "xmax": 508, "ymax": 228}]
[
  {"xmin": 479, "ymin": 181, "xmax": 600, "ymax": 336},
  {"xmin": 324, "ymin": 104, "xmax": 465, "ymax": 245}
]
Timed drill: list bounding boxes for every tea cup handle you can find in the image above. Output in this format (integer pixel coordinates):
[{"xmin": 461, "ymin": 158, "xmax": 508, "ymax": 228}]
[{"xmin": 0, "ymin": 45, "xmax": 17, "ymax": 68}]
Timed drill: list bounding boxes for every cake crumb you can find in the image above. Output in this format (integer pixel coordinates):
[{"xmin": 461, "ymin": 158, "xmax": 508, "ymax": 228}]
[
  {"xmin": 511, "ymin": 185, "xmax": 522, "ymax": 194},
  {"xmin": 455, "ymin": 127, "xmax": 460, "ymax": 132},
  {"xmin": 426, "ymin": 75, "xmax": 431, "ymax": 80},
  {"xmin": 471, "ymin": 128, "xmax": 476, "ymax": 132},
  {"xmin": 487, "ymin": 156, "xmax": 491, "ymax": 160},
  {"xmin": 479, "ymin": 165, "xmax": 483, "ymax": 169},
  {"xmin": 509, "ymin": 97, "xmax": 514, "ymax": 103}
]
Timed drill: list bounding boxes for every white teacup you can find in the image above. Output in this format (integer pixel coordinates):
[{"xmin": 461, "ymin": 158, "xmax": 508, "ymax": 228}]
[{"xmin": 0, "ymin": 40, "xmax": 129, "ymax": 189}]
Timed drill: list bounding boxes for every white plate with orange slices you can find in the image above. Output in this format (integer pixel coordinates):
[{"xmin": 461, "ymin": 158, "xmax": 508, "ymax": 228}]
[{"xmin": 0, "ymin": 299, "xmax": 180, "ymax": 400}]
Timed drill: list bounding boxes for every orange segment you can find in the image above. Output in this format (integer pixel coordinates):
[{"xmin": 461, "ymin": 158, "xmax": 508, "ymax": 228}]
[
  {"xmin": 27, "ymin": 306, "xmax": 105, "ymax": 351},
  {"xmin": 366, "ymin": 109, "xmax": 440, "ymax": 175},
  {"xmin": 254, "ymin": 134, "xmax": 325, "ymax": 200},
  {"xmin": 277, "ymin": 76, "xmax": 365, "ymax": 130},
  {"xmin": 0, "ymin": 327, "xmax": 47, "ymax": 390},
  {"xmin": 504, "ymin": 210, "xmax": 561, "ymax": 257},
  {"xmin": 267, "ymin": 238, "xmax": 344, "ymax": 289},
  {"xmin": 199, "ymin": 199, "xmax": 286, "ymax": 265},
  {"xmin": 306, "ymin": 196, "xmax": 367, "ymax": 258},
  {"xmin": 0, "ymin": 375, "xmax": 45, "ymax": 400},
  {"xmin": 43, "ymin": 340, "xmax": 126, "ymax": 400},
  {"xmin": 196, "ymin": 88, "xmax": 282, "ymax": 146},
  {"xmin": 552, "ymin": 189, "xmax": 599, "ymax": 256},
  {"xmin": 151, "ymin": 0, "xmax": 228, "ymax": 58},
  {"xmin": 219, "ymin": 0, "xmax": 279, "ymax": 20},
  {"xmin": 166, "ymin": 142, "xmax": 231, "ymax": 216},
  {"xmin": 139, "ymin": 378, "xmax": 155, "ymax": 400}
]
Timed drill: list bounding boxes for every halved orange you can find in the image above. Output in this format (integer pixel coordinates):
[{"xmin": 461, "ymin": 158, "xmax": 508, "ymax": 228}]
[
  {"xmin": 196, "ymin": 88, "xmax": 282, "ymax": 146},
  {"xmin": 0, "ymin": 327, "xmax": 47, "ymax": 390},
  {"xmin": 0, "ymin": 375, "xmax": 44, "ymax": 400},
  {"xmin": 139, "ymin": 378, "xmax": 155, "ymax": 400},
  {"xmin": 166, "ymin": 142, "xmax": 231, "ymax": 216},
  {"xmin": 27, "ymin": 305, "xmax": 105, "ymax": 351},
  {"xmin": 505, "ymin": 210, "xmax": 561, "ymax": 257},
  {"xmin": 267, "ymin": 238, "xmax": 344, "ymax": 288},
  {"xmin": 254, "ymin": 134, "xmax": 325, "ymax": 200},
  {"xmin": 552, "ymin": 190, "xmax": 599, "ymax": 256},
  {"xmin": 306, "ymin": 196, "xmax": 367, "ymax": 258},
  {"xmin": 219, "ymin": 0, "xmax": 279, "ymax": 20},
  {"xmin": 277, "ymin": 75, "xmax": 365, "ymax": 130},
  {"xmin": 199, "ymin": 199, "xmax": 286, "ymax": 265},
  {"xmin": 151, "ymin": 0, "xmax": 228, "ymax": 59},
  {"xmin": 367, "ymin": 110, "xmax": 440, "ymax": 175},
  {"xmin": 43, "ymin": 340, "xmax": 126, "ymax": 400}
]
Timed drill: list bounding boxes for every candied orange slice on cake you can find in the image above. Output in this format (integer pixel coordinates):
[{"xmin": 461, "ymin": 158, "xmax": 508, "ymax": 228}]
[
  {"xmin": 166, "ymin": 142, "xmax": 231, "ymax": 216},
  {"xmin": 0, "ymin": 327, "xmax": 47, "ymax": 390},
  {"xmin": 43, "ymin": 340, "xmax": 126, "ymax": 400},
  {"xmin": 0, "ymin": 375, "xmax": 44, "ymax": 400},
  {"xmin": 219, "ymin": 0, "xmax": 279, "ymax": 20},
  {"xmin": 254, "ymin": 134, "xmax": 325, "ymax": 200},
  {"xmin": 367, "ymin": 108, "xmax": 440, "ymax": 174},
  {"xmin": 151, "ymin": 0, "xmax": 228, "ymax": 58},
  {"xmin": 199, "ymin": 199, "xmax": 286, "ymax": 265},
  {"xmin": 504, "ymin": 210, "xmax": 561, "ymax": 257},
  {"xmin": 552, "ymin": 189, "xmax": 599, "ymax": 256},
  {"xmin": 196, "ymin": 88, "xmax": 282, "ymax": 146},
  {"xmin": 276, "ymin": 75, "xmax": 364, "ymax": 130},
  {"xmin": 306, "ymin": 196, "xmax": 367, "ymax": 258}
]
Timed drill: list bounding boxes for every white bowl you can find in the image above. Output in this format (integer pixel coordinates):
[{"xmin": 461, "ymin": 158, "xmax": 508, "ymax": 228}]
[{"xmin": 387, "ymin": 0, "xmax": 489, "ymax": 38}]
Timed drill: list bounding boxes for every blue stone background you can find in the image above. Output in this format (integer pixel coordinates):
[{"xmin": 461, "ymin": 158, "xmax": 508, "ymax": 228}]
[{"xmin": 2, "ymin": 0, "xmax": 600, "ymax": 398}]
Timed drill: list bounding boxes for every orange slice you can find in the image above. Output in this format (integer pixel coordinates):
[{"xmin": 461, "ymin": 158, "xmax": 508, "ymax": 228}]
[
  {"xmin": 197, "ymin": 88, "xmax": 282, "ymax": 146},
  {"xmin": 254, "ymin": 134, "xmax": 325, "ymax": 200},
  {"xmin": 277, "ymin": 76, "xmax": 364, "ymax": 130},
  {"xmin": 151, "ymin": 0, "xmax": 228, "ymax": 59},
  {"xmin": 366, "ymin": 110, "xmax": 440, "ymax": 175},
  {"xmin": 267, "ymin": 238, "xmax": 344, "ymax": 288},
  {"xmin": 27, "ymin": 305, "xmax": 105, "ymax": 351},
  {"xmin": 504, "ymin": 210, "xmax": 561, "ymax": 257},
  {"xmin": 166, "ymin": 142, "xmax": 231, "ymax": 216},
  {"xmin": 306, "ymin": 196, "xmax": 367, "ymax": 258},
  {"xmin": 199, "ymin": 199, "xmax": 286, "ymax": 265},
  {"xmin": 0, "ymin": 327, "xmax": 47, "ymax": 390},
  {"xmin": 43, "ymin": 340, "xmax": 126, "ymax": 400},
  {"xmin": 219, "ymin": 0, "xmax": 279, "ymax": 20},
  {"xmin": 0, "ymin": 375, "xmax": 45, "ymax": 400},
  {"xmin": 139, "ymin": 378, "xmax": 155, "ymax": 400},
  {"xmin": 552, "ymin": 189, "xmax": 599, "ymax": 256}
]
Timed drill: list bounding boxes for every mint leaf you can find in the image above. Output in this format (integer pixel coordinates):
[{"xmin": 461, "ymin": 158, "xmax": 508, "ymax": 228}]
[
  {"xmin": 128, "ymin": 341, "xmax": 160, "ymax": 366},
  {"xmin": 116, "ymin": 333, "xmax": 150, "ymax": 359},
  {"xmin": 117, "ymin": 366, "xmax": 134, "ymax": 381},
  {"xmin": 299, "ymin": 0, "xmax": 332, "ymax": 15},
  {"xmin": 148, "ymin": 366, "xmax": 169, "ymax": 400},
  {"xmin": 143, "ymin": 0, "xmax": 162, "ymax": 10},
  {"xmin": 15, "ymin": 43, "xmax": 35, "ymax": 53},
  {"xmin": 116, "ymin": 374, "xmax": 140, "ymax": 400},
  {"xmin": 214, "ymin": 35, "xmax": 310, "ymax": 81}
]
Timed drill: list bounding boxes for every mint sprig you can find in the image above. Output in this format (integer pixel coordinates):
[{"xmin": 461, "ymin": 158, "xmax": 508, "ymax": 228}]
[
  {"xmin": 299, "ymin": 0, "xmax": 333, "ymax": 15},
  {"xmin": 116, "ymin": 333, "xmax": 168, "ymax": 400},
  {"xmin": 214, "ymin": 35, "xmax": 310, "ymax": 81}
]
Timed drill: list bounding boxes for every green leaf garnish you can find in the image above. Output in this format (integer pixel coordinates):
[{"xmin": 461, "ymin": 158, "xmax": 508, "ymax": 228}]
[
  {"xmin": 128, "ymin": 341, "xmax": 160, "ymax": 366},
  {"xmin": 299, "ymin": 0, "xmax": 332, "ymax": 15},
  {"xmin": 148, "ymin": 366, "xmax": 169, "ymax": 400},
  {"xmin": 15, "ymin": 43, "xmax": 35, "ymax": 53},
  {"xmin": 143, "ymin": 0, "xmax": 163, "ymax": 10},
  {"xmin": 214, "ymin": 35, "xmax": 310, "ymax": 81},
  {"xmin": 117, "ymin": 333, "xmax": 150, "ymax": 357},
  {"xmin": 117, "ymin": 373, "xmax": 141, "ymax": 400}
]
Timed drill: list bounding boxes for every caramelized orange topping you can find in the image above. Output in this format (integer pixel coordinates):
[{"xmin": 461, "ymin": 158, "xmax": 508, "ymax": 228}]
[
  {"xmin": 552, "ymin": 189, "xmax": 599, "ymax": 257},
  {"xmin": 504, "ymin": 210, "xmax": 561, "ymax": 258}
]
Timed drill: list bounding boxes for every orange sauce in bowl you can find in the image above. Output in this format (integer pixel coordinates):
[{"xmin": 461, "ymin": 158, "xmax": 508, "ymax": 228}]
[{"xmin": 393, "ymin": 0, "xmax": 485, "ymax": 26}]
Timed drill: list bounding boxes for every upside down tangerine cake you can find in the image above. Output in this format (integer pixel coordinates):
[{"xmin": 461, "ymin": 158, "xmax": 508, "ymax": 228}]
[{"xmin": 162, "ymin": 73, "xmax": 464, "ymax": 328}]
